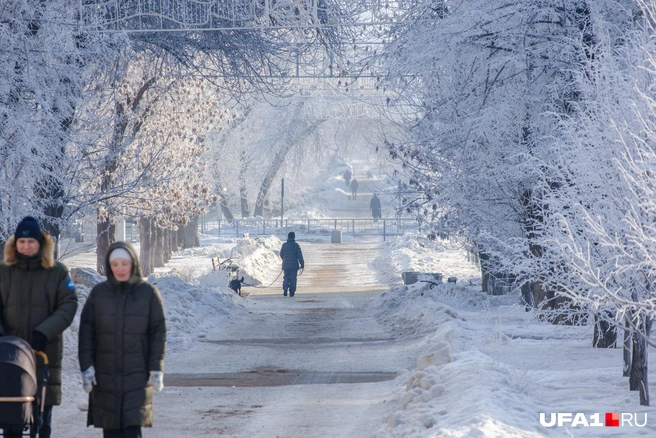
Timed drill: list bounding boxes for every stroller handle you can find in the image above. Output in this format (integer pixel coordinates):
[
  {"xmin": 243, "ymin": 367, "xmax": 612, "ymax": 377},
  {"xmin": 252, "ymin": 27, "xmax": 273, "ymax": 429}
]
[
  {"xmin": 0, "ymin": 396, "xmax": 35, "ymax": 402},
  {"xmin": 33, "ymin": 350, "xmax": 49, "ymax": 365},
  {"xmin": 32, "ymin": 350, "xmax": 49, "ymax": 435}
]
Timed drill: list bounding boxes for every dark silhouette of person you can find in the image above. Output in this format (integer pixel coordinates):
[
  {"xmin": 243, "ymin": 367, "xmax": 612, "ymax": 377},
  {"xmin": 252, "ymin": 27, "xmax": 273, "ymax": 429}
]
[
  {"xmin": 370, "ymin": 193, "xmax": 382, "ymax": 222},
  {"xmin": 279, "ymin": 232, "xmax": 304, "ymax": 297},
  {"xmin": 350, "ymin": 179, "xmax": 359, "ymax": 199},
  {"xmin": 344, "ymin": 169, "xmax": 352, "ymax": 187},
  {"xmin": 0, "ymin": 216, "xmax": 78, "ymax": 438}
]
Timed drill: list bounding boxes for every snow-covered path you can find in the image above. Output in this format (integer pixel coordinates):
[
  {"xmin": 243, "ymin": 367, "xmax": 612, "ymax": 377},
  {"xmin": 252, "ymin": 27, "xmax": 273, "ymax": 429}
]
[
  {"xmin": 156, "ymin": 241, "xmax": 412, "ymax": 437},
  {"xmin": 55, "ymin": 240, "xmax": 422, "ymax": 437}
]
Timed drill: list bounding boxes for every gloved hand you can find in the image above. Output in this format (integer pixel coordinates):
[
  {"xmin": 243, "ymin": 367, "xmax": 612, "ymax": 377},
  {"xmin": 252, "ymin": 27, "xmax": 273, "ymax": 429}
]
[
  {"xmin": 31, "ymin": 331, "xmax": 47, "ymax": 352},
  {"xmin": 82, "ymin": 366, "xmax": 96, "ymax": 394},
  {"xmin": 148, "ymin": 371, "xmax": 164, "ymax": 392}
]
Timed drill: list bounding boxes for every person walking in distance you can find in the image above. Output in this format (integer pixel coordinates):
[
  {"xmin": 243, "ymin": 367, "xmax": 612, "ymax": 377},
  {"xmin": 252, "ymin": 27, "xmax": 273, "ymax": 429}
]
[
  {"xmin": 280, "ymin": 232, "xmax": 304, "ymax": 297},
  {"xmin": 78, "ymin": 241, "xmax": 167, "ymax": 438},
  {"xmin": 0, "ymin": 216, "xmax": 78, "ymax": 438},
  {"xmin": 350, "ymin": 178, "xmax": 359, "ymax": 200},
  {"xmin": 343, "ymin": 169, "xmax": 352, "ymax": 187},
  {"xmin": 370, "ymin": 193, "xmax": 382, "ymax": 222}
]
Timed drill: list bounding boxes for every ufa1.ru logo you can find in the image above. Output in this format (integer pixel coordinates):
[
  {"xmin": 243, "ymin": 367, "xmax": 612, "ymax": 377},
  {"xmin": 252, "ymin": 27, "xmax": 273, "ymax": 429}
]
[{"xmin": 539, "ymin": 412, "xmax": 647, "ymax": 427}]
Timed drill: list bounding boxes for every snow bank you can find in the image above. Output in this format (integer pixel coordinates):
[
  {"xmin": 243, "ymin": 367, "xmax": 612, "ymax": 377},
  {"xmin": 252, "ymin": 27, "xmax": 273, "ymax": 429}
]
[
  {"xmin": 227, "ymin": 235, "xmax": 282, "ymax": 286},
  {"xmin": 372, "ymin": 234, "xmax": 482, "ymax": 287},
  {"xmin": 371, "ymin": 234, "xmax": 549, "ymax": 437},
  {"xmin": 373, "ymin": 284, "xmax": 544, "ymax": 438}
]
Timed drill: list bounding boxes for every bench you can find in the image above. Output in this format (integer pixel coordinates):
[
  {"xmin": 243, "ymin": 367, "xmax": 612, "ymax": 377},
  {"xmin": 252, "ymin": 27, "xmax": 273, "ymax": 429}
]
[
  {"xmin": 402, "ymin": 272, "xmax": 443, "ymax": 289},
  {"xmin": 212, "ymin": 257, "xmax": 238, "ymax": 272}
]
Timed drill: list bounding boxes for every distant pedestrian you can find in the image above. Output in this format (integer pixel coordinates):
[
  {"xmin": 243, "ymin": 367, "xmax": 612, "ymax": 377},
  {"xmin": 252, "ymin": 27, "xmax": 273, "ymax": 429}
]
[
  {"xmin": 343, "ymin": 169, "xmax": 352, "ymax": 187},
  {"xmin": 79, "ymin": 241, "xmax": 167, "ymax": 438},
  {"xmin": 350, "ymin": 179, "xmax": 359, "ymax": 200},
  {"xmin": 0, "ymin": 216, "xmax": 78, "ymax": 438},
  {"xmin": 279, "ymin": 232, "xmax": 304, "ymax": 297},
  {"xmin": 370, "ymin": 193, "xmax": 382, "ymax": 222}
]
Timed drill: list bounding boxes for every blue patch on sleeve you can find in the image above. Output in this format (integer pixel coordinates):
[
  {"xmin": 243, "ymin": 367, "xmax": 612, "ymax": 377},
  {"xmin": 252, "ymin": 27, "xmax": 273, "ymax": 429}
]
[{"xmin": 66, "ymin": 278, "xmax": 76, "ymax": 290}]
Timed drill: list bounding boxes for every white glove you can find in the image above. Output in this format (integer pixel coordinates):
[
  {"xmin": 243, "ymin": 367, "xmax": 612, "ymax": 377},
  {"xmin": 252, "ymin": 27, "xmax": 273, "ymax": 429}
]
[
  {"xmin": 148, "ymin": 371, "xmax": 164, "ymax": 392},
  {"xmin": 81, "ymin": 366, "xmax": 96, "ymax": 394}
]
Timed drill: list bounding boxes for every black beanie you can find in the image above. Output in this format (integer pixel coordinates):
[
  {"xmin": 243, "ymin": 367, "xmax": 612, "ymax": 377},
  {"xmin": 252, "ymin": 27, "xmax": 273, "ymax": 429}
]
[
  {"xmin": 14, "ymin": 216, "xmax": 43, "ymax": 243},
  {"xmin": 288, "ymin": 231, "xmax": 295, "ymax": 240}
]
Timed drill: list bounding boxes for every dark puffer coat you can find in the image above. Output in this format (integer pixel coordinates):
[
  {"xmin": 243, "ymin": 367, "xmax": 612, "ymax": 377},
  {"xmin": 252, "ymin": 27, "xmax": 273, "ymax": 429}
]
[
  {"xmin": 0, "ymin": 232, "xmax": 78, "ymax": 406},
  {"xmin": 78, "ymin": 241, "xmax": 166, "ymax": 429},
  {"xmin": 280, "ymin": 237, "xmax": 304, "ymax": 270}
]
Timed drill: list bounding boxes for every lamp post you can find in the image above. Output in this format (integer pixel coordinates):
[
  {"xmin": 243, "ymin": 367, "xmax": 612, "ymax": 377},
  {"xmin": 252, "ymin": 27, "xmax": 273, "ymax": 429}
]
[{"xmin": 217, "ymin": 201, "xmax": 221, "ymax": 237}]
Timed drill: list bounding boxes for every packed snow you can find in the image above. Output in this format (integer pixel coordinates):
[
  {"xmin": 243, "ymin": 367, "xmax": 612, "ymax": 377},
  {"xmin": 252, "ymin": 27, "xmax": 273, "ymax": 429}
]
[{"xmin": 48, "ymin": 166, "xmax": 656, "ymax": 437}]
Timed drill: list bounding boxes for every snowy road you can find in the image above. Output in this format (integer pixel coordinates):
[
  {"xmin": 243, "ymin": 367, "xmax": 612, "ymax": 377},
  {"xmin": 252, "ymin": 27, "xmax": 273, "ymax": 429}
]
[
  {"xmin": 156, "ymin": 241, "xmax": 411, "ymax": 437},
  {"xmin": 56, "ymin": 240, "xmax": 418, "ymax": 437}
]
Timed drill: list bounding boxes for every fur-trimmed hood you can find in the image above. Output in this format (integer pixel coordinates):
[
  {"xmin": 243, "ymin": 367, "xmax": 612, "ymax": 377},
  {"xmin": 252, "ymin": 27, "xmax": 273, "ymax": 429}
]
[{"xmin": 3, "ymin": 232, "xmax": 56, "ymax": 269}]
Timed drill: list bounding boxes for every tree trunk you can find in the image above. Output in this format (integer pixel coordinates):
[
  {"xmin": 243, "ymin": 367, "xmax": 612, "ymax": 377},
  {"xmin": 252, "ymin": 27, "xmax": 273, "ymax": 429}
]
[
  {"xmin": 240, "ymin": 189, "xmax": 250, "ymax": 218},
  {"xmin": 96, "ymin": 214, "xmax": 115, "ymax": 275},
  {"xmin": 177, "ymin": 226, "xmax": 186, "ymax": 249},
  {"xmin": 220, "ymin": 201, "xmax": 234, "ymax": 222},
  {"xmin": 253, "ymin": 150, "xmax": 291, "ymax": 218},
  {"xmin": 185, "ymin": 216, "xmax": 200, "ymax": 248},
  {"xmin": 630, "ymin": 315, "xmax": 652, "ymax": 406},
  {"xmin": 640, "ymin": 318, "xmax": 652, "ymax": 406},
  {"xmin": 140, "ymin": 217, "xmax": 152, "ymax": 277},
  {"xmin": 171, "ymin": 227, "xmax": 178, "ymax": 253},
  {"xmin": 624, "ymin": 317, "xmax": 631, "ymax": 377},
  {"xmin": 520, "ymin": 282, "xmax": 533, "ymax": 310},
  {"xmin": 593, "ymin": 311, "xmax": 616, "ymax": 348},
  {"xmin": 152, "ymin": 225, "xmax": 162, "ymax": 268},
  {"xmin": 239, "ymin": 151, "xmax": 250, "ymax": 217},
  {"xmin": 164, "ymin": 228, "xmax": 172, "ymax": 263},
  {"xmin": 479, "ymin": 252, "xmax": 491, "ymax": 293},
  {"xmin": 532, "ymin": 281, "xmax": 549, "ymax": 314}
]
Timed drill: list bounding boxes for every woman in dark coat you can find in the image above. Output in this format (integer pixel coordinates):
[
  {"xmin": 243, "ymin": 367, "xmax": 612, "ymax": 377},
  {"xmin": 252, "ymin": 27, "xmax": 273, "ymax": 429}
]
[
  {"xmin": 0, "ymin": 216, "xmax": 78, "ymax": 438},
  {"xmin": 78, "ymin": 241, "xmax": 167, "ymax": 438}
]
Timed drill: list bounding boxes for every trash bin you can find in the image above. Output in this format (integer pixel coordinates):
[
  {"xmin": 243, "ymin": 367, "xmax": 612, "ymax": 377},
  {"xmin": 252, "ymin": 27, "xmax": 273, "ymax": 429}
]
[
  {"xmin": 402, "ymin": 272, "xmax": 419, "ymax": 285},
  {"xmin": 331, "ymin": 230, "xmax": 342, "ymax": 243}
]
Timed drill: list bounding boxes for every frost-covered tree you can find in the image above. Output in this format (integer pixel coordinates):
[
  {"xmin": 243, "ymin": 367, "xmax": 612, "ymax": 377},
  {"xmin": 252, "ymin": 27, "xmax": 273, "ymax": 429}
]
[
  {"xmin": 543, "ymin": 1, "xmax": 656, "ymax": 405},
  {"xmin": 379, "ymin": 0, "xmax": 616, "ymax": 299},
  {"xmin": 68, "ymin": 45, "xmax": 224, "ymax": 273},
  {"xmin": 206, "ymin": 88, "xmax": 389, "ymax": 220},
  {"xmin": 0, "ymin": 0, "xmax": 108, "ymax": 252},
  {"xmin": 381, "ymin": 0, "xmax": 654, "ymax": 405}
]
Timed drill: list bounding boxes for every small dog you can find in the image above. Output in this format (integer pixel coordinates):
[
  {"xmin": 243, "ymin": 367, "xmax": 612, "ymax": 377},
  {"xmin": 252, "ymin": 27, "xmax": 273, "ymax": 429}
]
[{"xmin": 229, "ymin": 276, "xmax": 245, "ymax": 296}]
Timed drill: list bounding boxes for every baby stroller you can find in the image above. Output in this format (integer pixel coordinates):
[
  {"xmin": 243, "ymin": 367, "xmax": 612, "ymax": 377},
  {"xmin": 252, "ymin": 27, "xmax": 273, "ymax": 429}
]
[{"xmin": 0, "ymin": 336, "xmax": 48, "ymax": 437}]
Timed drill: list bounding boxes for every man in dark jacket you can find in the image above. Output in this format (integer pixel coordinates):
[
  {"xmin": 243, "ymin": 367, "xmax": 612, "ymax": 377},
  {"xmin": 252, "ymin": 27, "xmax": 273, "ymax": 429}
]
[
  {"xmin": 79, "ymin": 241, "xmax": 166, "ymax": 437},
  {"xmin": 350, "ymin": 178, "xmax": 359, "ymax": 199},
  {"xmin": 0, "ymin": 216, "xmax": 78, "ymax": 438},
  {"xmin": 279, "ymin": 232, "xmax": 304, "ymax": 297}
]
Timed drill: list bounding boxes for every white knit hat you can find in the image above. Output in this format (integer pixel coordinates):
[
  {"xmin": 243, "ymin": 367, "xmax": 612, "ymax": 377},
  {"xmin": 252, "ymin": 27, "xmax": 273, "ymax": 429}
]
[{"xmin": 109, "ymin": 247, "xmax": 132, "ymax": 263}]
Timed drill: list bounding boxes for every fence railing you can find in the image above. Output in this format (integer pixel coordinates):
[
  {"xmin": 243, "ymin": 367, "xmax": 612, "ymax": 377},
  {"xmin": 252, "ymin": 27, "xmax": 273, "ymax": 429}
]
[
  {"xmin": 200, "ymin": 217, "xmax": 420, "ymax": 240},
  {"xmin": 64, "ymin": 216, "xmax": 420, "ymax": 246}
]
